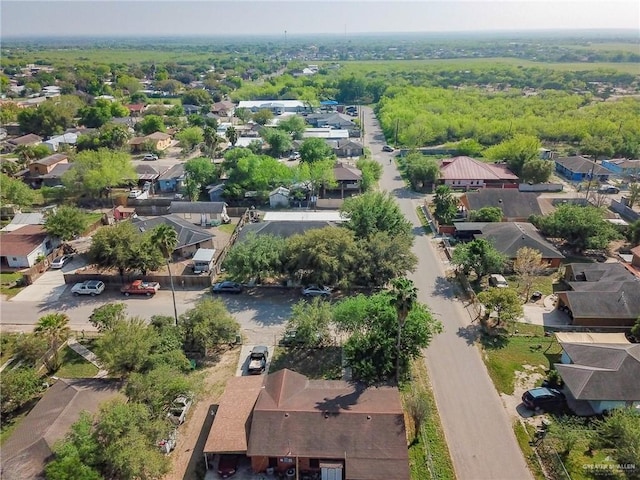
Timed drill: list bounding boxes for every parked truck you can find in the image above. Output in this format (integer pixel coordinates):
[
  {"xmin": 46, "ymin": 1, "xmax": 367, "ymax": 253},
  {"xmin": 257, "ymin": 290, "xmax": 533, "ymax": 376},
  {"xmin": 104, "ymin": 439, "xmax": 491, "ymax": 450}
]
[
  {"xmin": 121, "ymin": 280, "xmax": 160, "ymax": 296},
  {"xmin": 247, "ymin": 346, "xmax": 268, "ymax": 375}
]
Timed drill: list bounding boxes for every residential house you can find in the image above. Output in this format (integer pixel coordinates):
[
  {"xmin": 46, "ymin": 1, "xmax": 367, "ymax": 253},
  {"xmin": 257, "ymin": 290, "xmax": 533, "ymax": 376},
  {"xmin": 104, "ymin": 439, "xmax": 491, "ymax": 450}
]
[
  {"xmin": 126, "ymin": 103, "xmax": 145, "ymax": 116},
  {"xmin": 135, "ymin": 164, "xmax": 161, "ymax": 186},
  {"xmin": 157, "ymin": 163, "xmax": 186, "ymax": 193},
  {"xmin": 113, "ymin": 205, "xmax": 136, "ymax": 221},
  {"xmin": 554, "ymin": 341, "xmax": 640, "ymax": 416},
  {"xmin": 554, "ymin": 156, "xmax": 611, "ymax": 182},
  {"xmin": 211, "ymin": 100, "xmax": 235, "ymax": 117},
  {"xmin": 131, "ymin": 215, "xmax": 215, "ymax": 258},
  {"xmin": 238, "ymin": 211, "xmax": 346, "ymax": 242},
  {"xmin": 170, "ymin": 201, "xmax": 229, "ymax": 226},
  {"xmin": 0, "ymin": 225, "xmax": 60, "ymax": 268},
  {"xmin": 557, "ymin": 262, "xmax": 640, "ymax": 327},
  {"xmin": 452, "ymin": 222, "xmax": 565, "ymax": 267},
  {"xmin": 206, "ymin": 183, "xmax": 225, "ymax": 202},
  {"xmin": 269, "ymin": 186, "xmax": 290, "ymax": 208},
  {"xmin": 305, "ymin": 112, "xmax": 359, "ymax": 137},
  {"xmin": 1, "ymin": 378, "xmax": 123, "ymax": 480},
  {"xmin": 327, "ymin": 162, "xmax": 362, "ymax": 198},
  {"xmin": 38, "ymin": 163, "xmax": 73, "ymax": 187},
  {"xmin": 330, "ymin": 139, "xmax": 364, "ymax": 158},
  {"xmin": 182, "ymin": 104, "xmax": 201, "ymax": 115},
  {"xmin": 191, "ymin": 248, "xmax": 216, "ymax": 273},
  {"xmin": 8, "ymin": 133, "xmax": 43, "ymax": 148},
  {"xmin": 128, "ymin": 131, "xmax": 172, "ymax": 152},
  {"xmin": 460, "ymin": 189, "xmax": 545, "ymax": 222},
  {"xmin": 438, "ymin": 156, "xmax": 519, "ymax": 189},
  {"xmin": 0, "ymin": 212, "xmax": 46, "ymax": 232},
  {"xmin": 28, "ymin": 153, "xmax": 69, "ymax": 176},
  {"xmin": 601, "ymin": 158, "xmax": 640, "ymax": 179},
  {"xmin": 43, "ymin": 132, "xmax": 78, "ymax": 152},
  {"xmin": 203, "ymin": 369, "xmax": 410, "ymax": 480},
  {"xmin": 302, "ymin": 128, "xmax": 349, "ymax": 140},
  {"xmin": 237, "ymin": 100, "xmax": 310, "ymax": 115}
]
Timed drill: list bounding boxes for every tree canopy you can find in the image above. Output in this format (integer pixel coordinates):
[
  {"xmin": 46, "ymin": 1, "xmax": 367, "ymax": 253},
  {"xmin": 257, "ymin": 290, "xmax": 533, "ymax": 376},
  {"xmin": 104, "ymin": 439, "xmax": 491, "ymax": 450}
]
[
  {"xmin": 299, "ymin": 137, "xmax": 334, "ymax": 163},
  {"xmin": 44, "ymin": 206, "xmax": 87, "ymax": 241},
  {"xmin": 62, "ymin": 149, "xmax": 136, "ymax": 197},
  {"xmin": 341, "ymin": 191, "xmax": 412, "ymax": 240},
  {"xmin": 451, "ymin": 238, "xmax": 506, "ymax": 281}
]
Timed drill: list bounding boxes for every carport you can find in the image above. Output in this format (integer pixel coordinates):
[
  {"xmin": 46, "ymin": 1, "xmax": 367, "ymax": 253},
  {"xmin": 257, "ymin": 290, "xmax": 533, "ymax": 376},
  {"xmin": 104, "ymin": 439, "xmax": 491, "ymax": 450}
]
[{"xmin": 203, "ymin": 376, "xmax": 263, "ymax": 470}]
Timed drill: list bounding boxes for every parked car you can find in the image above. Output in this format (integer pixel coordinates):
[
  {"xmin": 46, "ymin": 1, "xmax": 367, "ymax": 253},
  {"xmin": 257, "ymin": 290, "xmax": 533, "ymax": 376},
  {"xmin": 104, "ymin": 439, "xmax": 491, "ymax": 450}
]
[
  {"xmin": 128, "ymin": 189, "xmax": 142, "ymax": 198},
  {"xmin": 143, "ymin": 153, "xmax": 159, "ymax": 161},
  {"xmin": 382, "ymin": 144, "xmax": 395, "ymax": 152},
  {"xmin": 217, "ymin": 454, "xmax": 240, "ymax": 478},
  {"xmin": 167, "ymin": 394, "xmax": 193, "ymax": 425},
  {"xmin": 488, "ymin": 274, "xmax": 508, "ymax": 288},
  {"xmin": 212, "ymin": 281, "xmax": 243, "ymax": 294},
  {"xmin": 288, "ymin": 151, "xmax": 301, "ymax": 161},
  {"xmin": 247, "ymin": 346, "xmax": 268, "ymax": 375},
  {"xmin": 598, "ymin": 185, "xmax": 620, "ymax": 194},
  {"xmin": 301, "ymin": 285, "xmax": 332, "ymax": 297},
  {"xmin": 522, "ymin": 387, "xmax": 566, "ymax": 412},
  {"xmin": 121, "ymin": 280, "xmax": 160, "ymax": 296},
  {"xmin": 71, "ymin": 280, "xmax": 105, "ymax": 296},
  {"xmin": 50, "ymin": 254, "xmax": 73, "ymax": 269}
]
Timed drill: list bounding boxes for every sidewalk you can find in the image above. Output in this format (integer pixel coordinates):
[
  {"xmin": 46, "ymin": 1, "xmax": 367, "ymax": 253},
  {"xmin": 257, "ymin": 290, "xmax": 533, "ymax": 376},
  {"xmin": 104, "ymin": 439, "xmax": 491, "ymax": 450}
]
[{"xmin": 67, "ymin": 338, "xmax": 109, "ymax": 378}]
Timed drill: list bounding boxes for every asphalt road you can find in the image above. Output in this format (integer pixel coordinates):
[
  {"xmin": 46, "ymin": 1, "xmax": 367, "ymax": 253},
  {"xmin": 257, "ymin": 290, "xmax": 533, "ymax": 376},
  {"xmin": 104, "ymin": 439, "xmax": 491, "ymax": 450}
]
[{"xmin": 361, "ymin": 106, "xmax": 532, "ymax": 480}]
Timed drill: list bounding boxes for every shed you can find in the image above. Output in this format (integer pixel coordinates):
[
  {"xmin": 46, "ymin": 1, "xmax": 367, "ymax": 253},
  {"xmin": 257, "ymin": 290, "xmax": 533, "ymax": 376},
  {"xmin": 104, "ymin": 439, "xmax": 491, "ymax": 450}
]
[
  {"xmin": 191, "ymin": 248, "xmax": 216, "ymax": 273},
  {"xmin": 269, "ymin": 187, "xmax": 290, "ymax": 208}
]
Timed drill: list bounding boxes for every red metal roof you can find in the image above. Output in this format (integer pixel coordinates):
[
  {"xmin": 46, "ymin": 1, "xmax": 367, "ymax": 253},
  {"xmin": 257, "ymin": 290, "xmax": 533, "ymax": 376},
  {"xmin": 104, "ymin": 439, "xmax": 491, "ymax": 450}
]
[{"xmin": 440, "ymin": 156, "xmax": 519, "ymax": 181}]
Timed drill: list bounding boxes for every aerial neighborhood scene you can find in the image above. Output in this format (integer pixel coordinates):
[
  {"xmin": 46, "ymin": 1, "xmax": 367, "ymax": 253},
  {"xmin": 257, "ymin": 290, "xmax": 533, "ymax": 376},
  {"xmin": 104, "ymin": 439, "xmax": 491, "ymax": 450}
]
[{"xmin": 1, "ymin": 1, "xmax": 640, "ymax": 479}]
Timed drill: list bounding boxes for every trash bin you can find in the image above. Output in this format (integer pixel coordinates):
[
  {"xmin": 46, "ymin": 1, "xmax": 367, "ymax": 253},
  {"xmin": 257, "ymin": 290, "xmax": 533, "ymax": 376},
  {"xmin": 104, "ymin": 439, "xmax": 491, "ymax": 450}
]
[
  {"xmin": 235, "ymin": 334, "xmax": 242, "ymax": 345},
  {"xmin": 286, "ymin": 468, "xmax": 296, "ymax": 480}
]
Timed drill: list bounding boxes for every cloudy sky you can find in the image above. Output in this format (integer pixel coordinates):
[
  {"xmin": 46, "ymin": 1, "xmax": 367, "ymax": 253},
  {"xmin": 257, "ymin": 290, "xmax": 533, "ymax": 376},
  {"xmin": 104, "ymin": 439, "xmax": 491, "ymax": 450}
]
[{"xmin": 2, "ymin": 0, "xmax": 638, "ymax": 38}]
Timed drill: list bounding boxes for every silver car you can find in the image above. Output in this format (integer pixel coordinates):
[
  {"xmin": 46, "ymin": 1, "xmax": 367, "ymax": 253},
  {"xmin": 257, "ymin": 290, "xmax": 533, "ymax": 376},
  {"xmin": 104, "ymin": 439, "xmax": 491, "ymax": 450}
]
[
  {"xmin": 301, "ymin": 285, "xmax": 332, "ymax": 297},
  {"xmin": 50, "ymin": 254, "xmax": 73, "ymax": 269}
]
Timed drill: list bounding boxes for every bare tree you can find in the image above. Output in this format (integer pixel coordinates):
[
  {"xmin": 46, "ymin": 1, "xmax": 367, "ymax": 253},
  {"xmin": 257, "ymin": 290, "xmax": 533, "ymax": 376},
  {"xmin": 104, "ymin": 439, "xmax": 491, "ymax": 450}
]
[{"xmin": 513, "ymin": 247, "xmax": 544, "ymax": 300}]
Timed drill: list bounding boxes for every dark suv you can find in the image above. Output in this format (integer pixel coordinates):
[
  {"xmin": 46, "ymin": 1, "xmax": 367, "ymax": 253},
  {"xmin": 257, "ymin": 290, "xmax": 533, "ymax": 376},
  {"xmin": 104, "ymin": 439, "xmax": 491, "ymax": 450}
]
[{"xmin": 522, "ymin": 387, "xmax": 566, "ymax": 412}]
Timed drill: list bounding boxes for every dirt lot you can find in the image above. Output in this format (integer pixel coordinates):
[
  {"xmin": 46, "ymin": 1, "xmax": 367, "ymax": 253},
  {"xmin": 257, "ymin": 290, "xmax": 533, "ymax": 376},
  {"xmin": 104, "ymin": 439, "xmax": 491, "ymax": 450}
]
[{"xmin": 164, "ymin": 348, "xmax": 240, "ymax": 480}]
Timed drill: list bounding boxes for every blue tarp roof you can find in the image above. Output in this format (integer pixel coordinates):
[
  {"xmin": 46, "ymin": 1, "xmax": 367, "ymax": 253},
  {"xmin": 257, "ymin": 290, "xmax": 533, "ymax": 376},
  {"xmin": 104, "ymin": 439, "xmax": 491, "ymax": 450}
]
[{"xmin": 320, "ymin": 100, "xmax": 338, "ymax": 105}]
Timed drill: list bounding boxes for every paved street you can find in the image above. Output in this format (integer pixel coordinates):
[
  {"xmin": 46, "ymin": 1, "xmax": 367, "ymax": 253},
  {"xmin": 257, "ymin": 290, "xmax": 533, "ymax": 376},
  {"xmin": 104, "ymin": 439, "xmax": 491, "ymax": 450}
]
[{"xmin": 362, "ymin": 106, "xmax": 532, "ymax": 480}]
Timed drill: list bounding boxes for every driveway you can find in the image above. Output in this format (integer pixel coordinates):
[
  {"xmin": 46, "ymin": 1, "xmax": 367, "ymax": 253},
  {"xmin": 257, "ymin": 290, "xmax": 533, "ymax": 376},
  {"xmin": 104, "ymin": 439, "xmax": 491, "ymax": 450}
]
[
  {"xmin": 10, "ymin": 255, "xmax": 88, "ymax": 303},
  {"xmin": 362, "ymin": 106, "xmax": 532, "ymax": 480}
]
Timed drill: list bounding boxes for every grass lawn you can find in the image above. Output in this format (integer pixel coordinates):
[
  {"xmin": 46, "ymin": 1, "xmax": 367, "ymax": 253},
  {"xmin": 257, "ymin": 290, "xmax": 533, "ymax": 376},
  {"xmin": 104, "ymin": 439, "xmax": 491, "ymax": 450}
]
[
  {"xmin": 0, "ymin": 332, "xmax": 20, "ymax": 365},
  {"xmin": 269, "ymin": 346, "xmax": 342, "ymax": 380},
  {"xmin": 403, "ymin": 359, "xmax": 456, "ymax": 480},
  {"xmin": 481, "ymin": 324, "xmax": 563, "ymax": 395},
  {"xmin": 513, "ymin": 421, "xmax": 546, "ymax": 480},
  {"xmin": 504, "ymin": 274, "xmax": 556, "ymax": 296},
  {"xmin": 53, "ymin": 346, "xmax": 99, "ymax": 378},
  {"xmin": 217, "ymin": 222, "xmax": 237, "ymax": 234},
  {"xmin": 0, "ymin": 401, "xmax": 38, "ymax": 446},
  {"xmin": 0, "ymin": 272, "xmax": 25, "ymax": 298}
]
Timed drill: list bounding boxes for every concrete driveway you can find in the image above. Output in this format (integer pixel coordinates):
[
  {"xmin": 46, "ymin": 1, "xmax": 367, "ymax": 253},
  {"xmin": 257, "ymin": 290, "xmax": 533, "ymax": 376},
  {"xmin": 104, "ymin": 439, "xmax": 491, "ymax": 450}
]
[
  {"xmin": 11, "ymin": 255, "xmax": 88, "ymax": 303},
  {"xmin": 235, "ymin": 344, "xmax": 274, "ymax": 377}
]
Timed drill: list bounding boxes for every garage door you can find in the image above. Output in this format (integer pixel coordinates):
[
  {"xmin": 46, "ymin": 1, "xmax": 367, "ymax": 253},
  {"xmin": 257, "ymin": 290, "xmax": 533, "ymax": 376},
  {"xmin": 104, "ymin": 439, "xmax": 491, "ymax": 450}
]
[{"xmin": 320, "ymin": 462, "xmax": 343, "ymax": 480}]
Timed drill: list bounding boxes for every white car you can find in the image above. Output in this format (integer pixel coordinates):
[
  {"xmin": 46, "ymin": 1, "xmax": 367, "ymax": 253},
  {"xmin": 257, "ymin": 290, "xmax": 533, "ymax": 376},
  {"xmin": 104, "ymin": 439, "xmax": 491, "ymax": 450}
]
[
  {"xmin": 488, "ymin": 274, "xmax": 508, "ymax": 288},
  {"xmin": 50, "ymin": 254, "xmax": 73, "ymax": 269},
  {"xmin": 301, "ymin": 285, "xmax": 332, "ymax": 297},
  {"xmin": 382, "ymin": 145, "xmax": 395, "ymax": 152},
  {"xmin": 128, "ymin": 189, "xmax": 142, "ymax": 198},
  {"xmin": 143, "ymin": 153, "xmax": 159, "ymax": 161},
  {"xmin": 71, "ymin": 280, "xmax": 105, "ymax": 296},
  {"xmin": 167, "ymin": 394, "xmax": 193, "ymax": 425}
]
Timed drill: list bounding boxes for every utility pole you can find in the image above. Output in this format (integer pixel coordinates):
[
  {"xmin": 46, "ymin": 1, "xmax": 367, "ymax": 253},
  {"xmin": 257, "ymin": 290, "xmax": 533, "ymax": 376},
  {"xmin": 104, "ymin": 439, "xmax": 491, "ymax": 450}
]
[
  {"xmin": 584, "ymin": 160, "xmax": 597, "ymax": 201},
  {"xmin": 395, "ymin": 119, "xmax": 400, "ymax": 146}
]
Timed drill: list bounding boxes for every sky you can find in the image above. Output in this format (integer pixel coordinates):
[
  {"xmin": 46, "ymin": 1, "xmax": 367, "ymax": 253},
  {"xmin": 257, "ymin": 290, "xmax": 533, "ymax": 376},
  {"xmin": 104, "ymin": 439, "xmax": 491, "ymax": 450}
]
[{"xmin": 1, "ymin": 0, "xmax": 639, "ymax": 39}]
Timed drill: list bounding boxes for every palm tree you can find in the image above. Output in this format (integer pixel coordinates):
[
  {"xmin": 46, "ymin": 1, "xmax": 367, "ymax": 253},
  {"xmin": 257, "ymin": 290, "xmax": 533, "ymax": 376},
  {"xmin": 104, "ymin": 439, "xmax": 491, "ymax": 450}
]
[
  {"xmin": 150, "ymin": 224, "xmax": 179, "ymax": 326},
  {"xmin": 390, "ymin": 277, "xmax": 418, "ymax": 384},
  {"xmin": 225, "ymin": 126, "xmax": 238, "ymax": 147},
  {"xmin": 35, "ymin": 313, "xmax": 71, "ymax": 371}
]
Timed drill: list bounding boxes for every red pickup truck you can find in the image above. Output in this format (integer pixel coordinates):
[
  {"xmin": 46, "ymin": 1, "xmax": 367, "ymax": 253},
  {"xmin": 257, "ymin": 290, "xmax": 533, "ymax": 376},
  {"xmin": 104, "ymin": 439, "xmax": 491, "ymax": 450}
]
[{"xmin": 121, "ymin": 280, "xmax": 160, "ymax": 296}]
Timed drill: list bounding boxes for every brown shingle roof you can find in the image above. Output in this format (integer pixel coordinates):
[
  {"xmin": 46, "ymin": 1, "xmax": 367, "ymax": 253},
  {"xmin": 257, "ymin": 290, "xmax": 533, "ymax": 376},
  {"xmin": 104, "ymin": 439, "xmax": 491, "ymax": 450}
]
[
  {"xmin": 333, "ymin": 163, "xmax": 362, "ymax": 181},
  {"xmin": 203, "ymin": 376, "xmax": 263, "ymax": 454},
  {"xmin": 8, "ymin": 133, "xmax": 43, "ymax": 146},
  {"xmin": 146, "ymin": 132, "xmax": 171, "ymax": 140},
  {"xmin": 247, "ymin": 370, "xmax": 409, "ymax": 480},
  {"xmin": 0, "ymin": 225, "xmax": 48, "ymax": 256},
  {"xmin": 440, "ymin": 156, "xmax": 519, "ymax": 181},
  {"xmin": 1, "ymin": 378, "xmax": 123, "ymax": 480},
  {"xmin": 34, "ymin": 153, "xmax": 68, "ymax": 167}
]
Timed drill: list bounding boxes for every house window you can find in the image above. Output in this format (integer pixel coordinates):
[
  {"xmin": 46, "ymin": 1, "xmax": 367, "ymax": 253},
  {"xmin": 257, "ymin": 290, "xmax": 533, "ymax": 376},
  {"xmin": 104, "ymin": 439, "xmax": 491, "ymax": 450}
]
[{"xmin": 310, "ymin": 459, "xmax": 320, "ymax": 469}]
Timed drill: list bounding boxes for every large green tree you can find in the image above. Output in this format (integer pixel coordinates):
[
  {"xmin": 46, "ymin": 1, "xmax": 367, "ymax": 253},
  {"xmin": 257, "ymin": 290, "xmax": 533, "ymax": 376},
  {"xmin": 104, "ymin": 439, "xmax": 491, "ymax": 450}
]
[
  {"xmin": 88, "ymin": 221, "xmax": 140, "ymax": 277},
  {"xmin": 223, "ymin": 233, "xmax": 286, "ymax": 283},
  {"xmin": 261, "ymin": 128, "xmax": 292, "ymax": 158},
  {"xmin": 468, "ymin": 207, "xmax": 503, "ymax": 222},
  {"xmin": 483, "ymin": 134, "xmax": 541, "ymax": 176},
  {"xmin": 44, "ymin": 205, "xmax": 87, "ymax": 241},
  {"xmin": 62, "ymin": 148, "xmax": 136, "ymax": 197},
  {"xmin": 451, "ymin": 238, "xmax": 506, "ymax": 281},
  {"xmin": 0, "ymin": 173, "xmax": 35, "ymax": 208},
  {"xmin": 432, "ymin": 185, "xmax": 458, "ymax": 225},
  {"xmin": 390, "ymin": 278, "xmax": 418, "ymax": 383},
  {"xmin": 125, "ymin": 365, "xmax": 193, "ymax": 416},
  {"xmin": 286, "ymin": 298, "xmax": 333, "ymax": 348},
  {"xmin": 179, "ymin": 299, "xmax": 239, "ymax": 355},
  {"xmin": 137, "ymin": 115, "xmax": 166, "ymax": 135},
  {"xmin": 277, "ymin": 115, "xmax": 306, "ymax": 140},
  {"xmin": 535, "ymin": 204, "xmax": 618, "ymax": 252},
  {"xmin": 405, "ymin": 152, "xmax": 440, "ymax": 190},
  {"xmin": 299, "ymin": 137, "xmax": 334, "ymax": 163},
  {"xmin": 17, "ymin": 96, "xmax": 81, "ymax": 137},
  {"xmin": 341, "ymin": 191, "xmax": 412, "ymax": 240},
  {"xmin": 353, "ymin": 231, "xmax": 417, "ymax": 287},
  {"xmin": 477, "ymin": 287, "xmax": 523, "ymax": 331},
  {"xmin": 521, "ymin": 158, "xmax": 554, "ymax": 184},
  {"xmin": 356, "ymin": 158, "xmax": 382, "ymax": 192},
  {"xmin": 0, "ymin": 367, "xmax": 42, "ymax": 415},
  {"xmin": 176, "ymin": 126, "xmax": 204, "ymax": 153},
  {"xmin": 184, "ymin": 157, "xmax": 217, "ymax": 189}
]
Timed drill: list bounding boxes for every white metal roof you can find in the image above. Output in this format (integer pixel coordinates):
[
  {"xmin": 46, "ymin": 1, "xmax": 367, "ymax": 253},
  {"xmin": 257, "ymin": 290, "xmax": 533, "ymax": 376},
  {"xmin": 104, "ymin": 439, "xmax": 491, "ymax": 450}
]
[
  {"xmin": 192, "ymin": 248, "xmax": 216, "ymax": 262},
  {"xmin": 263, "ymin": 211, "xmax": 347, "ymax": 222},
  {"xmin": 237, "ymin": 100, "xmax": 306, "ymax": 109}
]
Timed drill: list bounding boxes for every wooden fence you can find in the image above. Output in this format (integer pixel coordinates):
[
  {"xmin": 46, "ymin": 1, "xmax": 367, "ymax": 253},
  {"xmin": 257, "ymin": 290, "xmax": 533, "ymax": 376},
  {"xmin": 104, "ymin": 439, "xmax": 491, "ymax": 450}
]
[{"xmin": 63, "ymin": 271, "xmax": 212, "ymax": 289}]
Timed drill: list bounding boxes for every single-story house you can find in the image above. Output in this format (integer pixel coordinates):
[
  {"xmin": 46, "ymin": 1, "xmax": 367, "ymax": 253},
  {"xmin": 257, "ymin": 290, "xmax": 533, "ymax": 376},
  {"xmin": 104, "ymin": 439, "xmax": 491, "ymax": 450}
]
[
  {"xmin": 182, "ymin": 104, "xmax": 201, "ymax": 115},
  {"xmin": 557, "ymin": 262, "xmax": 640, "ymax": 327},
  {"xmin": 38, "ymin": 163, "xmax": 73, "ymax": 187},
  {"xmin": 269, "ymin": 186, "xmax": 290, "ymax": 208},
  {"xmin": 170, "ymin": 201, "xmax": 229, "ymax": 226},
  {"xmin": 601, "ymin": 158, "xmax": 640, "ymax": 178},
  {"xmin": 206, "ymin": 183, "xmax": 225, "ymax": 202},
  {"xmin": 43, "ymin": 132, "xmax": 78, "ymax": 152},
  {"xmin": 1, "ymin": 378, "xmax": 123, "ymax": 480},
  {"xmin": 211, "ymin": 101, "xmax": 235, "ymax": 117},
  {"xmin": 203, "ymin": 369, "xmax": 410, "ymax": 480},
  {"xmin": 439, "ymin": 156, "xmax": 519, "ymax": 189},
  {"xmin": 28, "ymin": 153, "xmax": 68, "ymax": 176},
  {"xmin": 460, "ymin": 189, "xmax": 545, "ymax": 222},
  {"xmin": 453, "ymin": 222, "xmax": 565, "ymax": 267},
  {"xmin": 328, "ymin": 162, "xmax": 362, "ymax": 198},
  {"xmin": 157, "ymin": 163, "xmax": 186, "ymax": 193},
  {"xmin": 113, "ymin": 205, "xmax": 136, "ymax": 221},
  {"xmin": 126, "ymin": 103, "xmax": 145, "ymax": 116},
  {"xmin": 128, "ymin": 131, "xmax": 172, "ymax": 152},
  {"xmin": 191, "ymin": 247, "xmax": 216, "ymax": 273},
  {"xmin": 0, "ymin": 212, "xmax": 46, "ymax": 232},
  {"xmin": 237, "ymin": 100, "xmax": 310, "ymax": 115},
  {"xmin": 554, "ymin": 156, "xmax": 611, "ymax": 182},
  {"xmin": 330, "ymin": 139, "xmax": 364, "ymax": 158},
  {"xmin": 131, "ymin": 215, "xmax": 215, "ymax": 258},
  {"xmin": 135, "ymin": 164, "xmax": 161, "ymax": 183},
  {"xmin": 0, "ymin": 225, "xmax": 59, "ymax": 268},
  {"xmin": 8, "ymin": 133, "xmax": 43, "ymax": 148},
  {"xmin": 555, "ymin": 342, "xmax": 640, "ymax": 416},
  {"xmin": 305, "ymin": 113, "xmax": 358, "ymax": 135},
  {"xmin": 302, "ymin": 128, "xmax": 349, "ymax": 140}
]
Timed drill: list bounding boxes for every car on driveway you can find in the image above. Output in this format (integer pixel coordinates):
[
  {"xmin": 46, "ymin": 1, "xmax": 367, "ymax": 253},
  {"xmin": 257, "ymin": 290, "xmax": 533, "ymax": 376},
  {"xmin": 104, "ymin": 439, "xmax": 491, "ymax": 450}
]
[
  {"xmin": 488, "ymin": 274, "xmax": 508, "ymax": 288},
  {"xmin": 382, "ymin": 144, "xmax": 395, "ymax": 152},
  {"xmin": 167, "ymin": 394, "xmax": 193, "ymax": 425},
  {"xmin": 598, "ymin": 185, "xmax": 620, "ymax": 194},
  {"xmin": 212, "ymin": 281, "xmax": 243, "ymax": 294},
  {"xmin": 248, "ymin": 346, "xmax": 268, "ymax": 375},
  {"xmin": 522, "ymin": 387, "xmax": 566, "ymax": 412},
  {"xmin": 71, "ymin": 280, "xmax": 105, "ymax": 296},
  {"xmin": 50, "ymin": 254, "xmax": 73, "ymax": 269},
  {"xmin": 301, "ymin": 285, "xmax": 332, "ymax": 297},
  {"xmin": 128, "ymin": 189, "xmax": 142, "ymax": 198},
  {"xmin": 217, "ymin": 454, "xmax": 240, "ymax": 478}
]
